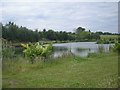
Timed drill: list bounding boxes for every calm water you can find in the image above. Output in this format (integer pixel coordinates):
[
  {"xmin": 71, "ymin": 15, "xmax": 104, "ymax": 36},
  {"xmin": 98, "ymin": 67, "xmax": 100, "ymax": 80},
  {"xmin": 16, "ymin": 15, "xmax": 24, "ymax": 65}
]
[{"xmin": 52, "ymin": 42, "xmax": 114, "ymax": 57}]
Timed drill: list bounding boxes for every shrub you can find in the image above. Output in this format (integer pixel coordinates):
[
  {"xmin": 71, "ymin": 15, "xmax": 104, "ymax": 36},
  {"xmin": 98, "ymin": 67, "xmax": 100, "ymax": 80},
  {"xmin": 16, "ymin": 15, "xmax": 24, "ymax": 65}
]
[
  {"xmin": 21, "ymin": 42, "xmax": 53, "ymax": 64},
  {"xmin": 96, "ymin": 38, "xmax": 115, "ymax": 44},
  {"xmin": 111, "ymin": 41, "xmax": 120, "ymax": 53}
]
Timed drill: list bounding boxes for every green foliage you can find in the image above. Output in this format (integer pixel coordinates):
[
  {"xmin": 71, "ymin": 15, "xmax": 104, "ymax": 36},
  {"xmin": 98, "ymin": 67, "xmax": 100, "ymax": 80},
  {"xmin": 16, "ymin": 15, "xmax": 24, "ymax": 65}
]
[
  {"xmin": 75, "ymin": 27, "xmax": 100, "ymax": 41},
  {"xmin": 2, "ymin": 38, "xmax": 8, "ymax": 47},
  {"xmin": 109, "ymin": 45, "xmax": 113, "ymax": 52},
  {"xmin": 98, "ymin": 46, "xmax": 105, "ymax": 53},
  {"xmin": 97, "ymin": 35, "xmax": 119, "ymax": 44},
  {"xmin": 100, "ymin": 35, "xmax": 119, "ymax": 40},
  {"xmin": 2, "ymin": 22, "xmax": 75, "ymax": 42},
  {"xmin": 2, "ymin": 47, "xmax": 15, "ymax": 58},
  {"xmin": 73, "ymin": 56, "xmax": 88, "ymax": 63},
  {"xmin": 21, "ymin": 42, "xmax": 53, "ymax": 64},
  {"xmin": 111, "ymin": 41, "xmax": 120, "ymax": 53},
  {"xmin": 2, "ymin": 38, "xmax": 15, "ymax": 58},
  {"xmin": 96, "ymin": 38, "xmax": 115, "ymax": 44},
  {"xmin": 2, "ymin": 22, "xmax": 103, "ymax": 42}
]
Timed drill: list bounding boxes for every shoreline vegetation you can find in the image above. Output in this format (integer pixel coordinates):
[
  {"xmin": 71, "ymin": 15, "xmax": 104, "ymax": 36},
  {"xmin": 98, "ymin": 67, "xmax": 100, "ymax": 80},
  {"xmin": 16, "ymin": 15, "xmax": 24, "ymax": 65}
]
[
  {"xmin": 96, "ymin": 35, "xmax": 119, "ymax": 44},
  {"xmin": 3, "ymin": 34, "xmax": 120, "ymax": 48}
]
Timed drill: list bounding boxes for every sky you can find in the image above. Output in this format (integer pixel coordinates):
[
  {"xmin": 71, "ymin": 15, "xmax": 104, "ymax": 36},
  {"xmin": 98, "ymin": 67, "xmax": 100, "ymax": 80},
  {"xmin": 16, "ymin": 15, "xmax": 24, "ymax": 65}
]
[{"xmin": 0, "ymin": 1, "xmax": 118, "ymax": 33}]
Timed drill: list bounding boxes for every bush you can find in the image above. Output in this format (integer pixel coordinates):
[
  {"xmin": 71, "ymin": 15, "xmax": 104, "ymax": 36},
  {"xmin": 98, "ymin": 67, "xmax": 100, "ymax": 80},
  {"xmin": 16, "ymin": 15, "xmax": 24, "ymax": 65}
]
[
  {"xmin": 96, "ymin": 38, "xmax": 115, "ymax": 44},
  {"xmin": 111, "ymin": 41, "xmax": 120, "ymax": 53},
  {"xmin": 21, "ymin": 42, "xmax": 53, "ymax": 64}
]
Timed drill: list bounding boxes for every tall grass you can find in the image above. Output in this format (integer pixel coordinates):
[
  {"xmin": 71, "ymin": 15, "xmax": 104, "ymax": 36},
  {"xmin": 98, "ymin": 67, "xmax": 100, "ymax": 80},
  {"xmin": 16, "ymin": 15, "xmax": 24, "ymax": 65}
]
[
  {"xmin": 100, "ymin": 35, "xmax": 119, "ymax": 40},
  {"xmin": 96, "ymin": 35, "xmax": 119, "ymax": 44},
  {"xmin": 2, "ymin": 39, "xmax": 15, "ymax": 58},
  {"xmin": 2, "ymin": 51, "xmax": 74, "ymax": 73},
  {"xmin": 98, "ymin": 46, "xmax": 105, "ymax": 53}
]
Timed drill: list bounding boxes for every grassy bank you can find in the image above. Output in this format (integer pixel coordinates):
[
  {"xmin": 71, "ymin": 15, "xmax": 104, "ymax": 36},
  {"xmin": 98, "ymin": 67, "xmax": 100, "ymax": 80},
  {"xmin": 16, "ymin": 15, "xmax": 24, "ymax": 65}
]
[
  {"xmin": 96, "ymin": 35, "xmax": 119, "ymax": 44},
  {"xmin": 2, "ymin": 52, "xmax": 118, "ymax": 88},
  {"xmin": 100, "ymin": 35, "xmax": 119, "ymax": 40}
]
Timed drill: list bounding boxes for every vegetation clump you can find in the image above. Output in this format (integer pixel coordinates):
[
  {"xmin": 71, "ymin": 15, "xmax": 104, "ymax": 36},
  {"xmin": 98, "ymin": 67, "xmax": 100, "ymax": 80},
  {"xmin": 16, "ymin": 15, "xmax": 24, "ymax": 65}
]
[
  {"xmin": 2, "ymin": 38, "xmax": 15, "ymax": 58},
  {"xmin": 75, "ymin": 27, "xmax": 100, "ymax": 41},
  {"xmin": 110, "ymin": 41, "xmax": 120, "ymax": 53},
  {"xmin": 21, "ymin": 42, "xmax": 53, "ymax": 64},
  {"xmin": 96, "ymin": 38, "xmax": 116, "ymax": 44}
]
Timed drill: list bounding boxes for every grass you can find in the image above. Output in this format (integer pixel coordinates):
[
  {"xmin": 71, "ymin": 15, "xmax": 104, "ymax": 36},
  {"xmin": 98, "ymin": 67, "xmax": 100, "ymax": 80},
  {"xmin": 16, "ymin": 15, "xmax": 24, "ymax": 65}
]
[
  {"xmin": 96, "ymin": 35, "xmax": 119, "ymax": 44},
  {"xmin": 100, "ymin": 35, "xmax": 119, "ymax": 40},
  {"xmin": 2, "ymin": 52, "xmax": 118, "ymax": 88}
]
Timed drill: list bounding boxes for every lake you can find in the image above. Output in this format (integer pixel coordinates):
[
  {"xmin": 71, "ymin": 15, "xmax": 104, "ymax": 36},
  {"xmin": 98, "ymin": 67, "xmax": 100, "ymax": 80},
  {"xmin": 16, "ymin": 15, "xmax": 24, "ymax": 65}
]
[{"xmin": 52, "ymin": 42, "xmax": 114, "ymax": 57}]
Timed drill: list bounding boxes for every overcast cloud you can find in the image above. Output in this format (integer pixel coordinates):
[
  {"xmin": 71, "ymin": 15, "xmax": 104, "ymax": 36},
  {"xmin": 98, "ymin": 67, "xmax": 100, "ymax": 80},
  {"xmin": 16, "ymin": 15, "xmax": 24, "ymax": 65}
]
[{"xmin": 0, "ymin": 2, "xmax": 118, "ymax": 33}]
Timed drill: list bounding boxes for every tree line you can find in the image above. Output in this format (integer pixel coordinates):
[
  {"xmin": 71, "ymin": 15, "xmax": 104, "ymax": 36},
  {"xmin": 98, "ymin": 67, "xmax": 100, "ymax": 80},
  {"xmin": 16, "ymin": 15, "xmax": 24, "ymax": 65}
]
[
  {"xmin": 1, "ymin": 21, "xmax": 112, "ymax": 42},
  {"xmin": 96, "ymin": 31, "xmax": 119, "ymax": 35},
  {"xmin": 2, "ymin": 22, "xmax": 75, "ymax": 42}
]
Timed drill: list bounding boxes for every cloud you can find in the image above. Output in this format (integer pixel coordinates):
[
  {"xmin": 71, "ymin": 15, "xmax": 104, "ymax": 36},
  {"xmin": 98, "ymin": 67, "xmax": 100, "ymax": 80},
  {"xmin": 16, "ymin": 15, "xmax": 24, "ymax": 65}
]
[
  {"xmin": 1, "ymin": 2, "xmax": 118, "ymax": 33},
  {"xmin": 1, "ymin": 0, "xmax": 119, "ymax": 2}
]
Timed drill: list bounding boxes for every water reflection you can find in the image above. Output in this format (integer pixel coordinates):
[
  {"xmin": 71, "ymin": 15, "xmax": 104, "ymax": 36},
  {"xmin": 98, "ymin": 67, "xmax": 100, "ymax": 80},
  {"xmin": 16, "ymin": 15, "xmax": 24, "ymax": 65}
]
[
  {"xmin": 52, "ymin": 42, "xmax": 114, "ymax": 57},
  {"xmin": 52, "ymin": 46, "xmax": 68, "ymax": 57}
]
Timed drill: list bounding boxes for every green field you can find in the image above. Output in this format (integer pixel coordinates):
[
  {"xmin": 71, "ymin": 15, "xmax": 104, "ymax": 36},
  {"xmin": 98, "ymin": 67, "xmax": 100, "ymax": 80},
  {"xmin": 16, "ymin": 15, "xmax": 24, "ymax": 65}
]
[
  {"xmin": 100, "ymin": 35, "xmax": 119, "ymax": 39},
  {"xmin": 2, "ymin": 52, "xmax": 118, "ymax": 88}
]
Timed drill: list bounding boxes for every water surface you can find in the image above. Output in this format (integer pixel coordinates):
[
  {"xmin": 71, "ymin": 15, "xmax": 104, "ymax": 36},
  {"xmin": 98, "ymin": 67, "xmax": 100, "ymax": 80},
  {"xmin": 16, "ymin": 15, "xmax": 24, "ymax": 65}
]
[{"xmin": 52, "ymin": 42, "xmax": 114, "ymax": 57}]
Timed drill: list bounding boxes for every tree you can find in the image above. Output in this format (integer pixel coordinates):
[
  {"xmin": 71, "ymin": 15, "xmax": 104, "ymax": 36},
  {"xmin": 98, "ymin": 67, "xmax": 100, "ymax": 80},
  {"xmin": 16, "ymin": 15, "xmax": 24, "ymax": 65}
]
[
  {"xmin": 46, "ymin": 30, "xmax": 57, "ymax": 40},
  {"xmin": 75, "ymin": 27, "xmax": 88, "ymax": 40},
  {"xmin": 2, "ymin": 22, "xmax": 102, "ymax": 42},
  {"xmin": 91, "ymin": 33, "xmax": 100, "ymax": 40},
  {"xmin": 76, "ymin": 27, "xmax": 85, "ymax": 34}
]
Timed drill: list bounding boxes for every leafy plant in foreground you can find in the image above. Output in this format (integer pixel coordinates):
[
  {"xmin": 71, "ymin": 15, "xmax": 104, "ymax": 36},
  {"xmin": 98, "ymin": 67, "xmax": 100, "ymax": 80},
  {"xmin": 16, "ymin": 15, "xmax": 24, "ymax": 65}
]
[
  {"xmin": 21, "ymin": 42, "xmax": 53, "ymax": 64},
  {"xmin": 111, "ymin": 41, "xmax": 120, "ymax": 53}
]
